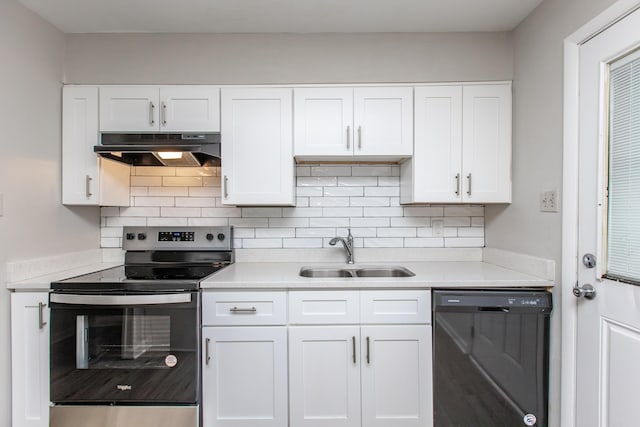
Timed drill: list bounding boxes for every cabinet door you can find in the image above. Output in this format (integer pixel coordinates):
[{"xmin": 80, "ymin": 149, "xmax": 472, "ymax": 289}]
[
  {"xmin": 221, "ymin": 88, "xmax": 294, "ymax": 206},
  {"xmin": 402, "ymin": 86, "xmax": 463, "ymax": 204},
  {"xmin": 11, "ymin": 292, "xmax": 49, "ymax": 427},
  {"xmin": 289, "ymin": 326, "xmax": 361, "ymax": 427},
  {"xmin": 354, "ymin": 87, "xmax": 413, "ymax": 157},
  {"xmin": 361, "ymin": 325, "xmax": 433, "ymax": 427},
  {"xmin": 294, "ymin": 88, "xmax": 353, "ymax": 156},
  {"xmin": 99, "ymin": 87, "xmax": 159, "ymax": 132},
  {"xmin": 461, "ymin": 84, "xmax": 512, "ymax": 203},
  {"xmin": 159, "ymin": 86, "xmax": 220, "ymax": 132},
  {"xmin": 202, "ymin": 327, "xmax": 288, "ymax": 427}
]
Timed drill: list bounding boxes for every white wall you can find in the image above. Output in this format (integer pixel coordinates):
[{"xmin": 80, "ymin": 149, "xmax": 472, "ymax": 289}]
[
  {"xmin": 63, "ymin": 32, "xmax": 513, "ymax": 84},
  {"xmin": 0, "ymin": 0, "xmax": 100, "ymax": 423}
]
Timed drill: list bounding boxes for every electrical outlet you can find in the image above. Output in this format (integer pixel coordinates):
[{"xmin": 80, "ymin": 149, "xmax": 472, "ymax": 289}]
[
  {"xmin": 432, "ymin": 219, "xmax": 444, "ymax": 236},
  {"xmin": 540, "ymin": 189, "xmax": 559, "ymax": 212}
]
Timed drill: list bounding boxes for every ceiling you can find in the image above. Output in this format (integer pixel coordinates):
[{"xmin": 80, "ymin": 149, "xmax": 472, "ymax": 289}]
[{"xmin": 18, "ymin": 0, "xmax": 544, "ymax": 33}]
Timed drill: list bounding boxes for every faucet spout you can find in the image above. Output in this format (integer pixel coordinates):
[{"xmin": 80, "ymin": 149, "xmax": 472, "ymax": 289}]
[{"xmin": 329, "ymin": 229, "xmax": 354, "ymax": 264}]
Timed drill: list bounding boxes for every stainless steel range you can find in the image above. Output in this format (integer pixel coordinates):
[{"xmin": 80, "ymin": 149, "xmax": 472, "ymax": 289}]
[{"xmin": 49, "ymin": 226, "xmax": 233, "ymax": 427}]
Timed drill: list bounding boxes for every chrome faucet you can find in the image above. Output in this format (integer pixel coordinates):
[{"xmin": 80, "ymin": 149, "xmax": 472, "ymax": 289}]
[{"xmin": 329, "ymin": 229, "xmax": 354, "ymax": 264}]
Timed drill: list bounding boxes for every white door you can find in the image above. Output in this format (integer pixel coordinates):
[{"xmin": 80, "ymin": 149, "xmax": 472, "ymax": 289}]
[
  {"xmin": 294, "ymin": 88, "xmax": 353, "ymax": 156},
  {"xmin": 360, "ymin": 325, "xmax": 432, "ymax": 427},
  {"xmin": 220, "ymin": 88, "xmax": 294, "ymax": 206},
  {"xmin": 289, "ymin": 326, "xmax": 361, "ymax": 427},
  {"xmin": 461, "ymin": 84, "xmax": 512, "ymax": 203},
  {"xmin": 99, "ymin": 87, "xmax": 159, "ymax": 132},
  {"xmin": 575, "ymin": 8, "xmax": 640, "ymax": 427},
  {"xmin": 159, "ymin": 86, "xmax": 220, "ymax": 132},
  {"xmin": 201, "ymin": 326, "xmax": 288, "ymax": 427},
  {"xmin": 353, "ymin": 87, "xmax": 413, "ymax": 156},
  {"xmin": 11, "ymin": 292, "xmax": 49, "ymax": 427}
]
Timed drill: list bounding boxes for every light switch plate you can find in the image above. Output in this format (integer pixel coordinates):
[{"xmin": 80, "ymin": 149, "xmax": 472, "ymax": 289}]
[{"xmin": 432, "ymin": 219, "xmax": 444, "ymax": 236}]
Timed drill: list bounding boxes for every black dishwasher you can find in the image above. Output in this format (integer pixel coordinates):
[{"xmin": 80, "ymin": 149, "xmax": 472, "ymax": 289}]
[{"xmin": 433, "ymin": 289, "xmax": 551, "ymax": 427}]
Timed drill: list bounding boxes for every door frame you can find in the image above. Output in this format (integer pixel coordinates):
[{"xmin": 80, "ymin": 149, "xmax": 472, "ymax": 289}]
[{"xmin": 562, "ymin": 1, "xmax": 640, "ymax": 426}]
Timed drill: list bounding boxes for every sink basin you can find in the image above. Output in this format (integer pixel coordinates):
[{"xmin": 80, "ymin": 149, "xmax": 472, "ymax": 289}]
[{"xmin": 299, "ymin": 266, "xmax": 414, "ymax": 278}]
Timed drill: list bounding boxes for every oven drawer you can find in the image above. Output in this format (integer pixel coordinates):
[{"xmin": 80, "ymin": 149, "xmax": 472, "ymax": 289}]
[
  {"xmin": 361, "ymin": 290, "xmax": 431, "ymax": 324},
  {"xmin": 289, "ymin": 291, "xmax": 360, "ymax": 324},
  {"xmin": 202, "ymin": 291, "xmax": 287, "ymax": 326}
]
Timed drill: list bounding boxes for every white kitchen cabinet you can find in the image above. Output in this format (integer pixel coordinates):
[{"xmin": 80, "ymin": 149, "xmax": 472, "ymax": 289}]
[
  {"xmin": 11, "ymin": 292, "xmax": 49, "ymax": 427},
  {"xmin": 401, "ymin": 82, "xmax": 511, "ymax": 204},
  {"xmin": 202, "ymin": 327, "xmax": 288, "ymax": 427},
  {"xmin": 62, "ymin": 86, "xmax": 130, "ymax": 206},
  {"xmin": 294, "ymin": 87, "xmax": 413, "ymax": 159},
  {"xmin": 99, "ymin": 86, "xmax": 220, "ymax": 132},
  {"xmin": 221, "ymin": 88, "xmax": 294, "ymax": 206}
]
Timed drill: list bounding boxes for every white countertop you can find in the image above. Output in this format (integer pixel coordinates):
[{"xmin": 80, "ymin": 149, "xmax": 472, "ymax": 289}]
[
  {"xmin": 200, "ymin": 261, "xmax": 552, "ymax": 289},
  {"xmin": 7, "ymin": 262, "xmax": 121, "ymax": 290}
]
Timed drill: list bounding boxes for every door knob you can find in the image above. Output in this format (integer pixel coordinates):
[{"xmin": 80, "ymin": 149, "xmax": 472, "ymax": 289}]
[{"xmin": 573, "ymin": 283, "xmax": 596, "ymax": 299}]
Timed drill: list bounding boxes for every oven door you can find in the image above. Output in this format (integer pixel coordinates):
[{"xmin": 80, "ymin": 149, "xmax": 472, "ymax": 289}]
[{"xmin": 49, "ymin": 291, "xmax": 200, "ymax": 404}]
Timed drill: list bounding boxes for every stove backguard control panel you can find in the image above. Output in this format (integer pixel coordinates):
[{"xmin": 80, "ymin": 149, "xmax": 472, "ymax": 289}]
[{"xmin": 122, "ymin": 226, "xmax": 233, "ymax": 251}]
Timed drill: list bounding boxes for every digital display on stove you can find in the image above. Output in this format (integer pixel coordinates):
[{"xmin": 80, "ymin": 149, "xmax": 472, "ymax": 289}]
[{"xmin": 158, "ymin": 231, "xmax": 195, "ymax": 242}]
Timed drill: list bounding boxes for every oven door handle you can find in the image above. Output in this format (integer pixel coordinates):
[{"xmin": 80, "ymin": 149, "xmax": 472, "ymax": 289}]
[{"xmin": 50, "ymin": 293, "xmax": 192, "ymax": 306}]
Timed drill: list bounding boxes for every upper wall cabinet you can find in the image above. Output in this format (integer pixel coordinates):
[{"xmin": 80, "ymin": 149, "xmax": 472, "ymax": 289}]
[
  {"xmin": 401, "ymin": 83, "xmax": 512, "ymax": 204},
  {"xmin": 99, "ymin": 86, "xmax": 220, "ymax": 132},
  {"xmin": 63, "ymin": 86, "xmax": 130, "ymax": 206},
  {"xmin": 294, "ymin": 87, "xmax": 413, "ymax": 160},
  {"xmin": 220, "ymin": 88, "xmax": 295, "ymax": 206}
]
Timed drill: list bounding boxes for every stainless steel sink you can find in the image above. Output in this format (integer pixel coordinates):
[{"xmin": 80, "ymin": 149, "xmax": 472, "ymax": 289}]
[{"xmin": 299, "ymin": 266, "xmax": 414, "ymax": 278}]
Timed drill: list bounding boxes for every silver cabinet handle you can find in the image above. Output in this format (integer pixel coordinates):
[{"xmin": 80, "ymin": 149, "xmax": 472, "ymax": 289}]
[
  {"xmin": 162, "ymin": 102, "xmax": 167, "ymax": 126},
  {"xmin": 366, "ymin": 336, "xmax": 370, "ymax": 364},
  {"xmin": 229, "ymin": 306, "xmax": 257, "ymax": 313},
  {"xmin": 455, "ymin": 173, "xmax": 461, "ymax": 196},
  {"xmin": 346, "ymin": 126, "xmax": 351, "ymax": 150},
  {"xmin": 205, "ymin": 337, "xmax": 211, "ymax": 366},
  {"xmin": 85, "ymin": 175, "xmax": 93, "ymax": 198},
  {"xmin": 223, "ymin": 176, "xmax": 229, "ymax": 199},
  {"xmin": 358, "ymin": 126, "xmax": 362, "ymax": 149},
  {"xmin": 149, "ymin": 101, "xmax": 155, "ymax": 125},
  {"xmin": 352, "ymin": 336, "xmax": 356, "ymax": 364},
  {"xmin": 466, "ymin": 173, "xmax": 472, "ymax": 196},
  {"xmin": 38, "ymin": 302, "xmax": 47, "ymax": 330}
]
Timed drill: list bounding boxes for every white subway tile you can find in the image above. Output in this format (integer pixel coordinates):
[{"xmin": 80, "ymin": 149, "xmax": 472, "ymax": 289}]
[
  {"xmin": 391, "ymin": 166, "xmax": 401, "ymax": 177},
  {"xmin": 242, "ymin": 239, "xmax": 283, "ymax": 249},
  {"xmin": 471, "ymin": 217, "xmax": 485, "ymax": 227},
  {"xmin": 444, "ymin": 237, "xmax": 485, "ymax": 248},
  {"xmin": 269, "ymin": 217, "xmax": 309, "ymax": 228},
  {"xmin": 148, "ymin": 217, "xmax": 189, "ymax": 226},
  {"xmin": 134, "ymin": 166, "xmax": 176, "ymax": 177},
  {"xmin": 176, "ymin": 197, "xmax": 216, "ymax": 208},
  {"xmin": 101, "ymin": 207, "xmax": 120, "ymax": 217},
  {"xmin": 404, "ymin": 238, "xmax": 445, "ymax": 248},
  {"xmin": 363, "ymin": 207, "xmax": 403, "ymax": 217},
  {"xmin": 163, "ymin": 176, "xmax": 203, "ymax": 187},
  {"xmin": 134, "ymin": 197, "xmax": 175, "ymax": 207},
  {"xmin": 418, "ymin": 227, "xmax": 457, "ymax": 237},
  {"xmin": 120, "ymin": 207, "xmax": 161, "ymax": 217},
  {"xmin": 229, "ymin": 218, "xmax": 269, "ymax": 228},
  {"xmin": 324, "ymin": 187, "xmax": 363, "ymax": 197},
  {"xmin": 282, "ymin": 207, "xmax": 323, "ymax": 218},
  {"xmin": 106, "ymin": 217, "xmax": 147, "ymax": 227},
  {"xmin": 130, "ymin": 187, "xmax": 149, "ymax": 196},
  {"xmin": 350, "ymin": 217, "xmax": 390, "ymax": 227},
  {"xmin": 282, "ymin": 238, "xmax": 323, "ymax": 248},
  {"xmin": 338, "ymin": 177, "xmax": 377, "ymax": 187},
  {"xmin": 101, "ymin": 237, "xmax": 121, "ymax": 248},
  {"xmin": 403, "ymin": 206, "xmax": 443, "ymax": 217},
  {"xmin": 311, "ymin": 166, "xmax": 352, "ymax": 176},
  {"xmin": 101, "ymin": 217, "xmax": 106, "ymax": 226},
  {"xmin": 444, "ymin": 206, "xmax": 484, "ymax": 216},
  {"xmin": 323, "ymin": 207, "xmax": 363, "ymax": 217},
  {"xmin": 160, "ymin": 207, "xmax": 201, "ymax": 217},
  {"xmin": 364, "ymin": 187, "xmax": 399, "ymax": 197},
  {"xmin": 391, "ymin": 217, "xmax": 431, "ymax": 227},
  {"xmin": 296, "ymin": 166, "xmax": 311, "ymax": 176},
  {"xmin": 203, "ymin": 176, "xmax": 221, "ymax": 187},
  {"xmin": 378, "ymin": 176, "xmax": 400, "ymax": 186},
  {"xmin": 297, "ymin": 187, "xmax": 323, "ymax": 197},
  {"xmin": 377, "ymin": 228, "xmax": 416, "ymax": 238},
  {"xmin": 389, "ymin": 197, "xmax": 400, "ymax": 206},
  {"xmin": 131, "ymin": 176, "xmax": 162, "ymax": 187},
  {"xmin": 233, "ymin": 239, "xmax": 243, "ymax": 249},
  {"xmin": 352, "ymin": 166, "xmax": 391, "ymax": 176},
  {"xmin": 101, "ymin": 227, "xmax": 123, "ymax": 238},
  {"xmin": 350, "ymin": 197, "xmax": 389, "ymax": 207},
  {"xmin": 296, "ymin": 197, "xmax": 310, "ymax": 207},
  {"xmin": 242, "ymin": 207, "xmax": 283, "ymax": 218},
  {"xmin": 189, "ymin": 187, "xmax": 220, "ymax": 197},
  {"xmin": 202, "ymin": 207, "xmax": 242, "ymax": 218},
  {"xmin": 457, "ymin": 227, "xmax": 485, "ymax": 237},
  {"xmin": 297, "ymin": 176, "xmax": 337, "ymax": 187},
  {"xmin": 363, "ymin": 238, "xmax": 404, "ymax": 248},
  {"xmin": 337, "ymin": 227, "xmax": 377, "ymax": 237},
  {"xmin": 256, "ymin": 228, "xmax": 296, "ymax": 238},
  {"xmin": 443, "ymin": 217, "xmax": 471, "ymax": 227},
  {"xmin": 296, "ymin": 228, "xmax": 336, "ymax": 238},
  {"xmin": 232, "ymin": 228, "xmax": 255, "ymax": 238},
  {"xmin": 310, "ymin": 197, "xmax": 350, "ymax": 207},
  {"xmin": 176, "ymin": 167, "xmax": 217, "ymax": 177},
  {"xmin": 310, "ymin": 217, "xmax": 350, "ymax": 228},
  {"xmin": 187, "ymin": 218, "xmax": 228, "ymax": 226},
  {"xmin": 148, "ymin": 187, "xmax": 188, "ymax": 197}
]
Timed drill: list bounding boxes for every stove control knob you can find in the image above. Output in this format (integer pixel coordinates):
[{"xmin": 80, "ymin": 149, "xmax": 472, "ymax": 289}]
[
  {"xmin": 126, "ymin": 233, "xmax": 135, "ymax": 240},
  {"xmin": 217, "ymin": 233, "xmax": 226, "ymax": 241},
  {"xmin": 137, "ymin": 233, "xmax": 146, "ymax": 241},
  {"xmin": 206, "ymin": 233, "xmax": 214, "ymax": 241}
]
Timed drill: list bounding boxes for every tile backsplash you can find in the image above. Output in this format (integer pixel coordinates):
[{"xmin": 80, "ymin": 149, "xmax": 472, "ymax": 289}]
[{"xmin": 100, "ymin": 165, "xmax": 485, "ymax": 249}]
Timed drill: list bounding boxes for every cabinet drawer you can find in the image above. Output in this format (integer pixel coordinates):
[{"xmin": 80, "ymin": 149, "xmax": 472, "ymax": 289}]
[
  {"xmin": 361, "ymin": 290, "xmax": 431, "ymax": 324},
  {"xmin": 289, "ymin": 291, "xmax": 360, "ymax": 324},
  {"xmin": 202, "ymin": 291, "xmax": 287, "ymax": 326}
]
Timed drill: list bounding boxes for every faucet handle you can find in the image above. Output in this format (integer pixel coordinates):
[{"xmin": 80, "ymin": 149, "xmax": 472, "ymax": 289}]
[{"xmin": 347, "ymin": 228, "xmax": 353, "ymax": 243}]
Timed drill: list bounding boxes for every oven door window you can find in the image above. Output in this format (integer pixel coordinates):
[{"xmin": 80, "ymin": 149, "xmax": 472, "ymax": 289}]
[{"xmin": 50, "ymin": 293, "xmax": 199, "ymax": 404}]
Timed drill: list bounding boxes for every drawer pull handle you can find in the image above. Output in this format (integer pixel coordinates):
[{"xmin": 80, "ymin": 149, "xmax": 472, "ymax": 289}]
[
  {"xmin": 230, "ymin": 306, "xmax": 257, "ymax": 313},
  {"xmin": 352, "ymin": 336, "xmax": 356, "ymax": 364},
  {"xmin": 205, "ymin": 337, "xmax": 211, "ymax": 365},
  {"xmin": 366, "ymin": 336, "xmax": 371, "ymax": 364},
  {"xmin": 38, "ymin": 302, "xmax": 47, "ymax": 330}
]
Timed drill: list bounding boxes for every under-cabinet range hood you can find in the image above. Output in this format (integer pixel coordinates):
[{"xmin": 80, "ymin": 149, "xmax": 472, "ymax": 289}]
[{"xmin": 94, "ymin": 133, "xmax": 221, "ymax": 167}]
